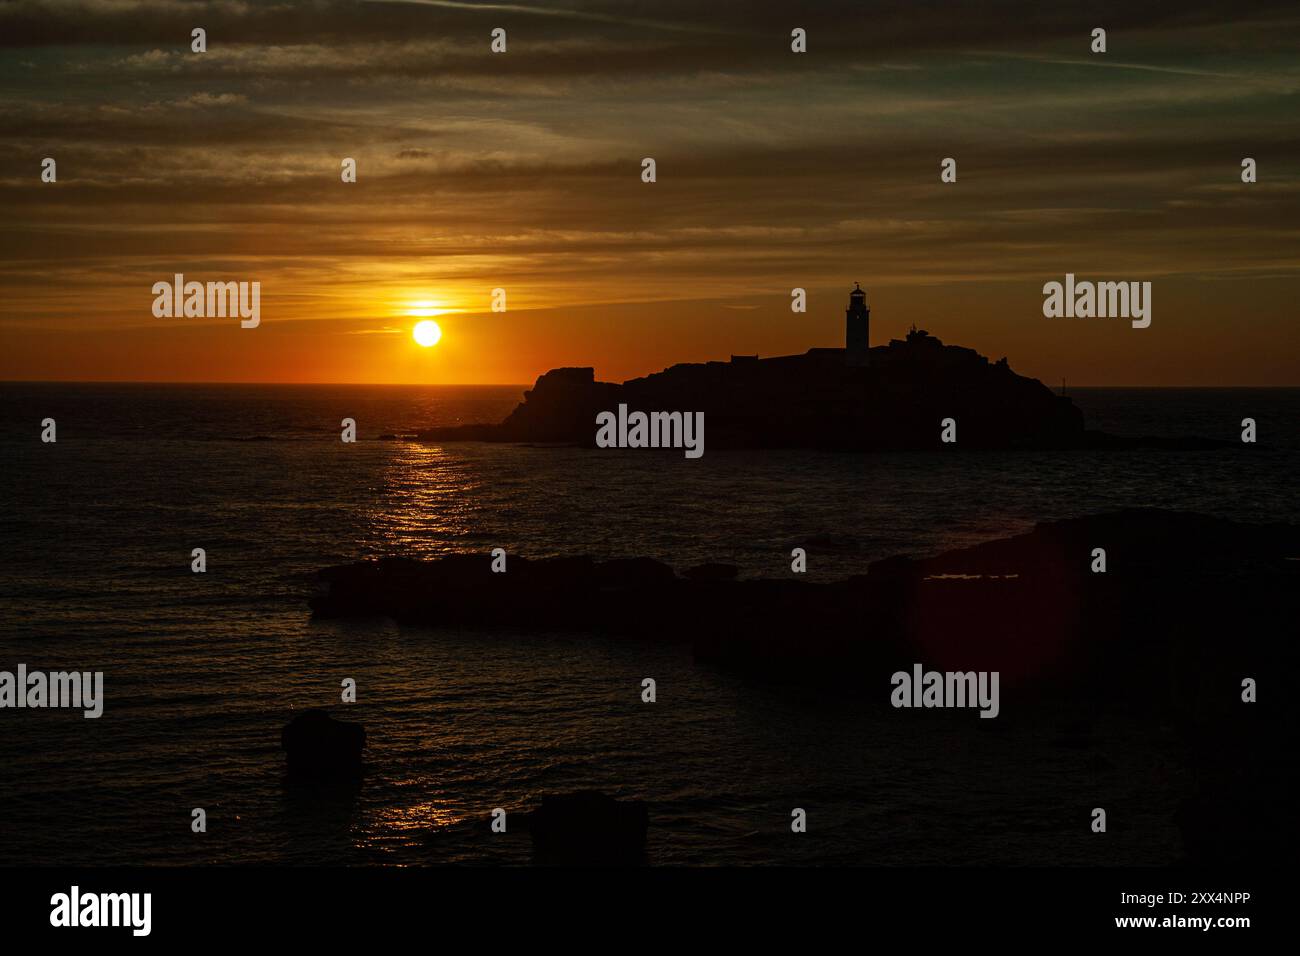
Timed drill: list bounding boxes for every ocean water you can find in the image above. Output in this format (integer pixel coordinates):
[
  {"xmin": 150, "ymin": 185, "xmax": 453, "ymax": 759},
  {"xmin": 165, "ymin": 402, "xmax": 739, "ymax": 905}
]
[{"xmin": 1, "ymin": 384, "xmax": 1295, "ymax": 866}]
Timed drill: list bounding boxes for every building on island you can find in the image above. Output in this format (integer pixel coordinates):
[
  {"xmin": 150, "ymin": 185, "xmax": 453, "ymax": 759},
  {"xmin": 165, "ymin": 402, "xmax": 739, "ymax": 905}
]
[
  {"xmin": 845, "ymin": 282, "xmax": 870, "ymax": 366},
  {"xmin": 417, "ymin": 278, "xmax": 1088, "ymax": 450}
]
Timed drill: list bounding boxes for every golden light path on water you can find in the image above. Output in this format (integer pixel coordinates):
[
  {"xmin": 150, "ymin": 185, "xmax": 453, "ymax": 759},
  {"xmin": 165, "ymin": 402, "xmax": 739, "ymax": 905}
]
[
  {"xmin": 365, "ymin": 443, "xmax": 486, "ymax": 556},
  {"xmin": 356, "ymin": 802, "xmax": 472, "ymax": 856},
  {"xmin": 347, "ymin": 441, "xmax": 484, "ymax": 853}
]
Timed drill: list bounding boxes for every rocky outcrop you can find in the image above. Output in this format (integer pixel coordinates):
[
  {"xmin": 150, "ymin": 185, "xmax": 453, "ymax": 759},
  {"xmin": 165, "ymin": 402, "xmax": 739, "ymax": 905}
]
[
  {"xmin": 682, "ymin": 562, "xmax": 739, "ymax": 581},
  {"xmin": 308, "ymin": 509, "xmax": 1296, "ymax": 863},
  {"xmin": 417, "ymin": 332, "xmax": 1091, "ymax": 450},
  {"xmin": 281, "ymin": 709, "xmax": 366, "ymax": 779},
  {"xmin": 310, "ymin": 510, "xmax": 1297, "ymax": 701},
  {"xmin": 523, "ymin": 791, "xmax": 649, "ymax": 865},
  {"xmin": 312, "ymin": 553, "xmax": 681, "ymax": 631}
]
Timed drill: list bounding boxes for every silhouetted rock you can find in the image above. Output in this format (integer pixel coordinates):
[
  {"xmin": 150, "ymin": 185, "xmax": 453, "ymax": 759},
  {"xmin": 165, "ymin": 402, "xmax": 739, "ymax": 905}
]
[
  {"xmin": 281, "ymin": 709, "xmax": 366, "ymax": 779},
  {"xmin": 309, "ymin": 509, "xmax": 1297, "ymax": 863},
  {"xmin": 524, "ymin": 791, "xmax": 649, "ymax": 865},
  {"xmin": 312, "ymin": 553, "xmax": 680, "ymax": 632},
  {"xmin": 417, "ymin": 330, "xmax": 1092, "ymax": 450},
  {"xmin": 683, "ymin": 562, "xmax": 739, "ymax": 581},
  {"xmin": 311, "ymin": 509, "xmax": 1297, "ymax": 701}
]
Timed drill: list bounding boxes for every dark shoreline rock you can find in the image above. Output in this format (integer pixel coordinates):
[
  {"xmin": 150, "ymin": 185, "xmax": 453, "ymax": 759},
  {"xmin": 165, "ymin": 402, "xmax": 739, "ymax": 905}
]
[
  {"xmin": 281, "ymin": 709, "xmax": 366, "ymax": 780},
  {"xmin": 307, "ymin": 509, "xmax": 1296, "ymax": 863},
  {"xmin": 522, "ymin": 792, "xmax": 649, "ymax": 865},
  {"xmin": 309, "ymin": 509, "xmax": 1297, "ymax": 702},
  {"xmin": 683, "ymin": 562, "xmax": 739, "ymax": 581},
  {"xmin": 412, "ymin": 336, "xmax": 1230, "ymax": 452}
]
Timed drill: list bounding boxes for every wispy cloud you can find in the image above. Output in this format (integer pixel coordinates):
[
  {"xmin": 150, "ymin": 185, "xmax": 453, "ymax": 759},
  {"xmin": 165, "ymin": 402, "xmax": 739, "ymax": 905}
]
[{"xmin": 362, "ymin": 0, "xmax": 742, "ymax": 36}]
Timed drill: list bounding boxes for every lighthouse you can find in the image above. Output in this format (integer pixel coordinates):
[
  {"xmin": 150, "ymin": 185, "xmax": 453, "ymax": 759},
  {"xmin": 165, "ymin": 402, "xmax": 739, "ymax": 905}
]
[{"xmin": 845, "ymin": 282, "xmax": 870, "ymax": 366}]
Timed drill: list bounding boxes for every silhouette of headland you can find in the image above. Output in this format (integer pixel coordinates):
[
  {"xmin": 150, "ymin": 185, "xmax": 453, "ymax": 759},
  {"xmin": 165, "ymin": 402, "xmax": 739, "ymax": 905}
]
[{"xmin": 417, "ymin": 286, "xmax": 1223, "ymax": 451}]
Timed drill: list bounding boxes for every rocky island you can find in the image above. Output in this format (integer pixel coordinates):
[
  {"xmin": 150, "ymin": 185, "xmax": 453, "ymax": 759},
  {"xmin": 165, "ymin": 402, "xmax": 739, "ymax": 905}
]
[{"xmin": 423, "ymin": 285, "xmax": 1084, "ymax": 450}]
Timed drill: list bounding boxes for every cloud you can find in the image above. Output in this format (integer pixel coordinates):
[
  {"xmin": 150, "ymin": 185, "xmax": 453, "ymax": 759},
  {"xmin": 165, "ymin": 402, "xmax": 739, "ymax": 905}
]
[
  {"xmin": 2, "ymin": 0, "xmax": 1298, "ymax": 338},
  {"xmin": 175, "ymin": 91, "xmax": 248, "ymax": 107},
  {"xmin": 361, "ymin": 0, "xmax": 740, "ymax": 37}
]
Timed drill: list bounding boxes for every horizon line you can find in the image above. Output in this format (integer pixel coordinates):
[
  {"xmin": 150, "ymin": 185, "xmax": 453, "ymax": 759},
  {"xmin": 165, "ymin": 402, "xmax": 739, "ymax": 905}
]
[{"xmin": 2, "ymin": 379, "xmax": 1299, "ymax": 389}]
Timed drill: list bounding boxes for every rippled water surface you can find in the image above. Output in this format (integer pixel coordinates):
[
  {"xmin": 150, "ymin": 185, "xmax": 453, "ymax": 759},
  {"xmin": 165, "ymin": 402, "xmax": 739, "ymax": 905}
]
[{"xmin": 1, "ymin": 384, "xmax": 1295, "ymax": 864}]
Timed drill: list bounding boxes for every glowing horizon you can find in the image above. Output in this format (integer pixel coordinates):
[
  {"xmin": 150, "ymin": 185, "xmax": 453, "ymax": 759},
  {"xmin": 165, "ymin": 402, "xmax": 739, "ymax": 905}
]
[{"xmin": 2, "ymin": 2, "xmax": 1298, "ymax": 386}]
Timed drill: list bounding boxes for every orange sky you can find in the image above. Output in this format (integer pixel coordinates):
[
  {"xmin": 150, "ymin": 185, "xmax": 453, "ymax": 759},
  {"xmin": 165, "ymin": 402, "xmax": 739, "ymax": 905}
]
[
  {"xmin": 4, "ymin": 279, "xmax": 1299, "ymax": 386},
  {"xmin": 2, "ymin": 0, "xmax": 1298, "ymax": 385}
]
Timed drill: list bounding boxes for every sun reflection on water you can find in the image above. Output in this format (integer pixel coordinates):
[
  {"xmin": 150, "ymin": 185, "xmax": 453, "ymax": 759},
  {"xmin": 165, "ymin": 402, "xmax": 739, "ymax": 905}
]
[
  {"xmin": 355, "ymin": 800, "xmax": 475, "ymax": 855},
  {"xmin": 366, "ymin": 444, "xmax": 486, "ymax": 557}
]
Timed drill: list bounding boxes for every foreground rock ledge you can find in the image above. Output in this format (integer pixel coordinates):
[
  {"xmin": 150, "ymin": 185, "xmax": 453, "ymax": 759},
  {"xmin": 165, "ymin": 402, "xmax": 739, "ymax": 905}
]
[
  {"xmin": 308, "ymin": 509, "xmax": 1296, "ymax": 863},
  {"xmin": 522, "ymin": 791, "xmax": 649, "ymax": 865},
  {"xmin": 310, "ymin": 509, "xmax": 1295, "ymax": 700}
]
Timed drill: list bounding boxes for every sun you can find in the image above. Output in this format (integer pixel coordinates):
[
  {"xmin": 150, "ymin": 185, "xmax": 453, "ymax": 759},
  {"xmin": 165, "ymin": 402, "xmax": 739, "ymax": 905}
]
[{"xmin": 413, "ymin": 319, "xmax": 442, "ymax": 348}]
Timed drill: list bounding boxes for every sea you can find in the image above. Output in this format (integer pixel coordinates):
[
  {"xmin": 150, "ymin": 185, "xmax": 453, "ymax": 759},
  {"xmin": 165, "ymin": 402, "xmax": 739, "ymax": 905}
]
[{"xmin": 1, "ymin": 384, "xmax": 1296, "ymax": 866}]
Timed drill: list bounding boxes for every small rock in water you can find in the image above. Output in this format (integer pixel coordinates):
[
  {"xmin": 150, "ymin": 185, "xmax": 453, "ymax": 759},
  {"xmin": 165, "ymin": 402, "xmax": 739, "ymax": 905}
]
[
  {"xmin": 527, "ymin": 791, "xmax": 649, "ymax": 865},
  {"xmin": 281, "ymin": 709, "xmax": 366, "ymax": 779}
]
